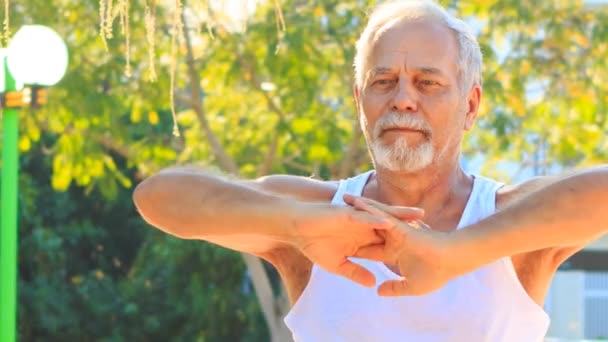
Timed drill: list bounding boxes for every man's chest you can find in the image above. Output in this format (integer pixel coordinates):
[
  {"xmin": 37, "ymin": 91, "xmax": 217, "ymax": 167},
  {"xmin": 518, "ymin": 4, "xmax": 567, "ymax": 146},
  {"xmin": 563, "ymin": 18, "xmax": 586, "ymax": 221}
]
[
  {"xmin": 277, "ymin": 251, "xmax": 558, "ymax": 310},
  {"xmin": 283, "ymin": 255, "xmax": 550, "ymax": 342}
]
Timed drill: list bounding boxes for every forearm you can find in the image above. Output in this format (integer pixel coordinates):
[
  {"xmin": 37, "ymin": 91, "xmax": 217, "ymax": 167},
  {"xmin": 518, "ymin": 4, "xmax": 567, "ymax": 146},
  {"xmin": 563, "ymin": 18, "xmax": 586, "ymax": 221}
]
[
  {"xmin": 452, "ymin": 166, "xmax": 608, "ymax": 272},
  {"xmin": 133, "ymin": 168, "xmax": 302, "ymax": 242}
]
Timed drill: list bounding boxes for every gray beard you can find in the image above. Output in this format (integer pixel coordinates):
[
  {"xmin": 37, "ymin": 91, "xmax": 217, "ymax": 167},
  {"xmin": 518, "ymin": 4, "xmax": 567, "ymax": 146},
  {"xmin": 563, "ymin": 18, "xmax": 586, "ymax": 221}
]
[{"xmin": 371, "ymin": 136, "xmax": 434, "ymax": 172}]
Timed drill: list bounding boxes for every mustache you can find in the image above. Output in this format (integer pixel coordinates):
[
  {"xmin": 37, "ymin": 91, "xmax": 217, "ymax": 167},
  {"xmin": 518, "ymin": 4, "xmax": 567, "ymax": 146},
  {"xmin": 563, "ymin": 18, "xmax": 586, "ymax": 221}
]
[{"xmin": 373, "ymin": 112, "xmax": 432, "ymax": 138}]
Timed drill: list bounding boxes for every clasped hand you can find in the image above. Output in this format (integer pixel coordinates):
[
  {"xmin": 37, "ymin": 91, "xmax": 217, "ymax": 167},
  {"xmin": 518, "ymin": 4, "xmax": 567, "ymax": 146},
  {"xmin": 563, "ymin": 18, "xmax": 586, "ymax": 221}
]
[
  {"xmin": 290, "ymin": 196, "xmax": 461, "ymax": 297},
  {"xmin": 289, "ymin": 200, "xmax": 423, "ymax": 288},
  {"xmin": 344, "ymin": 195, "xmax": 460, "ymax": 297}
]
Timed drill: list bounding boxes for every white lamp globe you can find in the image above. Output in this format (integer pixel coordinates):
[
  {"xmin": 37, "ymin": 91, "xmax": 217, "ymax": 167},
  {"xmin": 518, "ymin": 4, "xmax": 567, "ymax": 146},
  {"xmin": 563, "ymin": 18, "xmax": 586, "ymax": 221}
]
[{"xmin": 6, "ymin": 25, "xmax": 68, "ymax": 87}]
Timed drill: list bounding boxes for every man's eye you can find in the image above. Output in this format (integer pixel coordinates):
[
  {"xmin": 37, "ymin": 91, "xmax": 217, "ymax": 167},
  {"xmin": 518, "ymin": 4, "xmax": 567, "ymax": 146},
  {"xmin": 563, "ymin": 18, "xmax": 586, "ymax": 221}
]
[
  {"xmin": 419, "ymin": 80, "xmax": 440, "ymax": 86},
  {"xmin": 374, "ymin": 79, "xmax": 395, "ymax": 86}
]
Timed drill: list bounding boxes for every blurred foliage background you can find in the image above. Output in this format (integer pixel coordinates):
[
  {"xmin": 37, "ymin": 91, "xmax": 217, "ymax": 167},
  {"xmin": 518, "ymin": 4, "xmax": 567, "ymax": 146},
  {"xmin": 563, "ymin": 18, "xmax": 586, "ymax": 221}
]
[{"xmin": 1, "ymin": 0, "xmax": 607, "ymax": 340}]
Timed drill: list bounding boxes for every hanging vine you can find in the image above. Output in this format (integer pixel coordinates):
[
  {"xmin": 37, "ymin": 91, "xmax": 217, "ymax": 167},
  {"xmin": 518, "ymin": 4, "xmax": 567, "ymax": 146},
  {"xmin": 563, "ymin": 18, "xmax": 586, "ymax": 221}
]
[
  {"xmin": 99, "ymin": 0, "xmax": 106, "ymax": 49},
  {"xmin": 169, "ymin": 0, "xmax": 183, "ymax": 137},
  {"xmin": 99, "ymin": 0, "xmax": 115, "ymax": 50},
  {"xmin": 105, "ymin": 0, "xmax": 114, "ymax": 39},
  {"xmin": 96, "ymin": 0, "xmax": 286, "ymax": 137},
  {"xmin": 123, "ymin": 0, "xmax": 132, "ymax": 77},
  {"xmin": 3, "ymin": 0, "xmax": 10, "ymax": 46},
  {"xmin": 99, "ymin": 0, "xmax": 132, "ymax": 74},
  {"xmin": 144, "ymin": 0, "xmax": 157, "ymax": 81},
  {"xmin": 273, "ymin": 0, "xmax": 286, "ymax": 53}
]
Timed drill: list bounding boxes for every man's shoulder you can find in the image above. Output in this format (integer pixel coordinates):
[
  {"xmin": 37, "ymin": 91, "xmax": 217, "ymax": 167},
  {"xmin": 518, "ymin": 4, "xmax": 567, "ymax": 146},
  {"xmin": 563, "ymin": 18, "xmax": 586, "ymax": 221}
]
[
  {"xmin": 494, "ymin": 175, "xmax": 559, "ymax": 211},
  {"xmin": 252, "ymin": 174, "xmax": 339, "ymax": 202}
]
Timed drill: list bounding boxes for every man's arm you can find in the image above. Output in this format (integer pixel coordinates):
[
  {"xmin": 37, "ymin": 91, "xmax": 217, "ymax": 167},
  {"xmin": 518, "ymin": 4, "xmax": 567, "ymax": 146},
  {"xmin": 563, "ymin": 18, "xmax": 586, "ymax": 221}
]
[
  {"xmin": 453, "ymin": 165, "xmax": 608, "ymax": 271},
  {"xmin": 133, "ymin": 168, "xmax": 335, "ymax": 253},
  {"xmin": 133, "ymin": 167, "xmax": 422, "ymax": 287},
  {"xmin": 348, "ymin": 165, "xmax": 608, "ymax": 296}
]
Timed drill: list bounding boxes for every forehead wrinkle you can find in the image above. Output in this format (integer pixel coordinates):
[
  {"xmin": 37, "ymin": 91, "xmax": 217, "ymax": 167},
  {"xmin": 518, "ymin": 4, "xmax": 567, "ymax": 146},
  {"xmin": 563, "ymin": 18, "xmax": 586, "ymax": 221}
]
[
  {"xmin": 415, "ymin": 66, "xmax": 445, "ymax": 76},
  {"xmin": 364, "ymin": 66, "xmax": 395, "ymax": 84},
  {"xmin": 366, "ymin": 21, "xmax": 458, "ymax": 79},
  {"xmin": 368, "ymin": 66, "xmax": 394, "ymax": 77}
]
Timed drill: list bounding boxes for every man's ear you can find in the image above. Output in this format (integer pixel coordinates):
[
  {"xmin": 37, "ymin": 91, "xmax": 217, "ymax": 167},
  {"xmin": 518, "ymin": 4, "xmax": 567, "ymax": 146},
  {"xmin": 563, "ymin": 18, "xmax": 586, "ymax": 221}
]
[{"xmin": 463, "ymin": 85, "xmax": 481, "ymax": 131}]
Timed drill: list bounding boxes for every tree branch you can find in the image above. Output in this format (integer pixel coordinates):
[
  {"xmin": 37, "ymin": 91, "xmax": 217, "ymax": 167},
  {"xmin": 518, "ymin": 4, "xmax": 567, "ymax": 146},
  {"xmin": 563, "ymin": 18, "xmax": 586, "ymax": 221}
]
[
  {"xmin": 180, "ymin": 3, "xmax": 291, "ymax": 341},
  {"xmin": 258, "ymin": 130, "xmax": 280, "ymax": 177},
  {"xmin": 181, "ymin": 3, "xmax": 238, "ymax": 174},
  {"xmin": 234, "ymin": 51, "xmax": 305, "ymax": 151}
]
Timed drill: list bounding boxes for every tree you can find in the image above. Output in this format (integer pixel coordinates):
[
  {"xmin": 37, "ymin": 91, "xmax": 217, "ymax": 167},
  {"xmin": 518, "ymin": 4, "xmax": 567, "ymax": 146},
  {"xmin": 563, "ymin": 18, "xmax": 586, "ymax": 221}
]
[
  {"xmin": 455, "ymin": 1, "xmax": 608, "ymax": 178},
  {"xmin": 17, "ymin": 138, "xmax": 269, "ymax": 341}
]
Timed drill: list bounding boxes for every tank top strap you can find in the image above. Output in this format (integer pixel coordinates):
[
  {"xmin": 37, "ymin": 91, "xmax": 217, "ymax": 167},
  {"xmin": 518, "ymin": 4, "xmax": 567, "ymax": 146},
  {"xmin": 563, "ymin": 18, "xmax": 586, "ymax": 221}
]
[
  {"xmin": 475, "ymin": 174, "xmax": 505, "ymax": 213},
  {"xmin": 457, "ymin": 174, "xmax": 505, "ymax": 230},
  {"xmin": 331, "ymin": 170, "xmax": 375, "ymax": 205}
]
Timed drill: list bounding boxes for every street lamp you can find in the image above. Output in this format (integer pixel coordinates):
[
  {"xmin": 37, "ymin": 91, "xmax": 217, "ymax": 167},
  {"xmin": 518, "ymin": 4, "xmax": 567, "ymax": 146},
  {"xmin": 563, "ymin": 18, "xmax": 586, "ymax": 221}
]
[{"xmin": 1, "ymin": 25, "xmax": 68, "ymax": 342}]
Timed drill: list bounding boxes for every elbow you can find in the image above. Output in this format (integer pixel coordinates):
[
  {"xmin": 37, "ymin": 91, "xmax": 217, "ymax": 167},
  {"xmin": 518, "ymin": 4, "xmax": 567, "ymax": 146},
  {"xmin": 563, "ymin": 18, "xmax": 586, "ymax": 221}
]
[
  {"xmin": 132, "ymin": 174, "xmax": 193, "ymax": 239},
  {"xmin": 132, "ymin": 177, "xmax": 153, "ymax": 220},
  {"xmin": 132, "ymin": 175, "xmax": 164, "ymax": 227}
]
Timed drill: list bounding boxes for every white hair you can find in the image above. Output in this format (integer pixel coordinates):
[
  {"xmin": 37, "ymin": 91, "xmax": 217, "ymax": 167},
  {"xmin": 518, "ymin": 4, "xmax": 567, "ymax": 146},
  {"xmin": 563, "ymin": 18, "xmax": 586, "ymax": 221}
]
[{"xmin": 353, "ymin": 0, "xmax": 482, "ymax": 93}]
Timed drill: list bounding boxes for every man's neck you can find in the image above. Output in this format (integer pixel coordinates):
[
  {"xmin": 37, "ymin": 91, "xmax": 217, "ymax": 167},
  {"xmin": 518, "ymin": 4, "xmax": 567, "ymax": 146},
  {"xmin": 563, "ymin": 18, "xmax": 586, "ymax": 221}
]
[{"xmin": 364, "ymin": 160, "xmax": 473, "ymax": 227}]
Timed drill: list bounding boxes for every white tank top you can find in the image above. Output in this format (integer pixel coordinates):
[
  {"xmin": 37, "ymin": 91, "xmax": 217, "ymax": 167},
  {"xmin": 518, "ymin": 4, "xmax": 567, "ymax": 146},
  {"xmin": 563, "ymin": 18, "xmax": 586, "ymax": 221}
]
[{"xmin": 284, "ymin": 170, "xmax": 550, "ymax": 341}]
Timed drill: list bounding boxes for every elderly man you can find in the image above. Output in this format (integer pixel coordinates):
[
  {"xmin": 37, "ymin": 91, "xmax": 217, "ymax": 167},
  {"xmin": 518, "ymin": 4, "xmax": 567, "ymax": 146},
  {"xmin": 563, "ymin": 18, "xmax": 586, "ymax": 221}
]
[{"xmin": 133, "ymin": 0, "xmax": 608, "ymax": 340}]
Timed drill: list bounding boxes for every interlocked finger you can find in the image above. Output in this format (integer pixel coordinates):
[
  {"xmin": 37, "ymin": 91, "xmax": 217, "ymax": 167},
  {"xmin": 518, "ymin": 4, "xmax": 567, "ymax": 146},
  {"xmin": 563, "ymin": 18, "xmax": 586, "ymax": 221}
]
[
  {"xmin": 334, "ymin": 260, "xmax": 377, "ymax": 288},
  {"xmin": 378, "ymin": 279, "xmax": 410, "ymax": 297}
]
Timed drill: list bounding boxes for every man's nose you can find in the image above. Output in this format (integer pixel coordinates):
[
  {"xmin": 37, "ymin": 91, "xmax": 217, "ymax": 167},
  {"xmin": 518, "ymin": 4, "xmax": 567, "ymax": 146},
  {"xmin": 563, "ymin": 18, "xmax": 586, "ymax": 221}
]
[{"xmin": 391, "ymin": 78, "xmax": 418, "ymax": 112}]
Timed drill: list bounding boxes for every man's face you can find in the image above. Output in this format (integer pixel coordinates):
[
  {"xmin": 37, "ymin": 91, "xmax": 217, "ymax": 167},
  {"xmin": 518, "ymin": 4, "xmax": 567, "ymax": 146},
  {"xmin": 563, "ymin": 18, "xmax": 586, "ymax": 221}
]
[{"xmin": 355, "ymin": 19, "xmax": 479, "ymax": 173}]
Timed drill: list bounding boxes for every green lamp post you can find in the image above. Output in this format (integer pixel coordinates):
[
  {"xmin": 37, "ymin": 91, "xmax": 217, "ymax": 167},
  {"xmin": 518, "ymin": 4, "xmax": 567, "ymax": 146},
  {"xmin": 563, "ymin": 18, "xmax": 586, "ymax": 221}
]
[{"xmin": 1, "ymin": 25, "xmax": 68, "ymax": 342}]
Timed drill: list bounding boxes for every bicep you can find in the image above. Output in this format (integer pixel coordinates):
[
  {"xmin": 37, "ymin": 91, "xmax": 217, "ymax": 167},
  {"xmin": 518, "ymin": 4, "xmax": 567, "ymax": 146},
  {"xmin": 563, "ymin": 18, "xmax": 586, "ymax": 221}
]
[
  {"xmin": 496, "ymin": 175, "xmax": 560, "ymax": 211},
  {"xmin": 240, "ymin": 174, "xmax": 338, "ymax": 203},
  {"xmin": 496, "ymin": 167, "xmax": 597, "ymax": 209}
]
